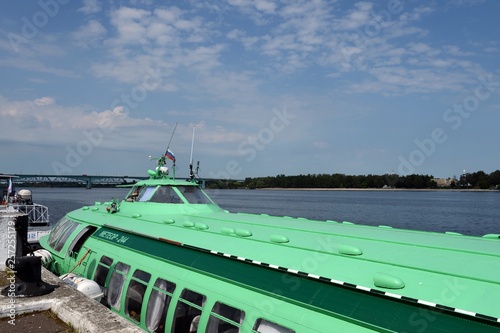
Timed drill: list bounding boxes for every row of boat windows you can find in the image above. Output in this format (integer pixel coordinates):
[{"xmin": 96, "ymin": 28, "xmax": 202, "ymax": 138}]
[
  {"xmin": 47, "ymin": 218, "xmax": 295, "ymax": 332},
  {"xmin": 94, "ymin": 255, "xmax": 295, "ymax": 333},
  {"xmin": 47, "ymin": 218, "xmax": 278, "ymax": 333},
  {"xmin": 126, "ymin": 185, "xmax": 212, "ymax": 204}
]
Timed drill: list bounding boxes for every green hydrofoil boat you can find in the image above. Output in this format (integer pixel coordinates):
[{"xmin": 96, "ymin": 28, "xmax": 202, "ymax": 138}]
[{"xmin": 38, "ymin": 148, "xmax": 500, "ymax": 333}]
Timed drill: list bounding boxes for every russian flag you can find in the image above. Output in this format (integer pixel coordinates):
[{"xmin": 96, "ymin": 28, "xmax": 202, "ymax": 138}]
[
  {"xmin": 165, "ymin": 149, "xmax": 175, "ymax": 161},
  {"xmin": 7, "ymin": 178, "xmax": 12, "ymax": 194}
]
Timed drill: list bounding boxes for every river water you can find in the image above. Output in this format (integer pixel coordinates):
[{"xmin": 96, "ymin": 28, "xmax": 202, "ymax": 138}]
[{"xmin": 26, "ymin": 187, "xmax": 500, "ymax": 237}]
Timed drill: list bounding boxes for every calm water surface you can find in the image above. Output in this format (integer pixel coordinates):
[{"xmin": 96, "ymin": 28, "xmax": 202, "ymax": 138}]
[{"xmin": 26, "ymin": 187, "xmax": 500, "ymax": 237}]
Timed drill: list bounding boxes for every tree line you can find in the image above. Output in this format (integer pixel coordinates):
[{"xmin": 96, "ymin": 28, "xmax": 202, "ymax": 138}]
[{"xmin": 206, "ymin": 170, "xmax": 500, "ymax": 190}]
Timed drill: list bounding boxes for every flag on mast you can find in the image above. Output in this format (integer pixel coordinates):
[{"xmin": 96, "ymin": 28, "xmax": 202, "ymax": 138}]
[
  {"xmin": 7, "ymin": 178, "xmax": 12, "ymax": 195},
  {"xmin": 166, "ymin": 149, "xmax": 175, "ymax": 161}
]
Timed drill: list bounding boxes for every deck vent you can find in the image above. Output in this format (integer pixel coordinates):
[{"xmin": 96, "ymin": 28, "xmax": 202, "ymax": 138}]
[
  {"xmin": 91, "ymin": 207, "xmax": 99, "ymax": 211},
  {"xmin": 235, "ymin": 229, "xmax": 252, "ymax": 237},
  {"xmin": 132, "ymin": 213, "xmax": 142, "ymax": 218},
  {"xmin": 445, "ymin": 231, "xmax": 462, "ymax": 236},
  {"xmin": 163, "ymin": 218, "xmax": 175, "ymax": 224},
  {"xmin": 482, "ymin": 234, "xmax": 500, "ymax": 239},
  {"xmin": 338, "ymin": 244, "xmax": 363, "ymax": 256},
  {"xmin": 221, "ymin": 228, "xmax": 235, "ymax": 235},
  {"xmin": 373, "ymin": 273, "xmax": 405, "ymax": 289},
  {"xmin": 183, "ymin": 221, "xmax": 195, "ymax": 228},
  {"xmin": 82, "ymin": 206, "xmax": 89, "ymax": 210},
  {"xmin": 342, "ymin": 221, "xmax": 354, "ymax": 225},
  {"xmin": 270, "ymin": 235, "xmax": 289, "ymax": 243},
  {"xmin": 195, "ymin": 223, "xmax": 209, "ymax": 230},
  {"xmin": 378, "ymin": 225, "xmax": 393, "ymax": 229}
]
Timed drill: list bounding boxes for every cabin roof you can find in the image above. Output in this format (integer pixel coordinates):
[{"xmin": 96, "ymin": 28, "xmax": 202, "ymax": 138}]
[{"xmin": 65, "ymin": 196, "xmax": 500, "ymax": 322}]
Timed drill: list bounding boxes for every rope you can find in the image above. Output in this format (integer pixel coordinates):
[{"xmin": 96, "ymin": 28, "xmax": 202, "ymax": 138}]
[{"xmin": 68, "ymin": 248, "xmax": 92, "ymax": 274}]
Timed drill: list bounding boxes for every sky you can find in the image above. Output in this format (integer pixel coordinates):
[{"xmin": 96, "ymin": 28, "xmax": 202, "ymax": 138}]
[{"xmin": 0, "ymin": 0, "xmax": 499, "ymax": 180}]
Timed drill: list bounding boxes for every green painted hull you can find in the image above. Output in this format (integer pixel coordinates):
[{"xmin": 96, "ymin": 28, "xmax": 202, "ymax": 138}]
[{"xmin": 39, "ymin": 175, "xmax": 500, "ymax": 333}]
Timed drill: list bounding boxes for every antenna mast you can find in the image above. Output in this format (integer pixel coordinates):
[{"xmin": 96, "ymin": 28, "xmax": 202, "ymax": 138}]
[
  {"xmin": 166, "ymin": 122, "xmax": 178, "ymax": 156},
  {"xmin": 189, "ymin": 126, "xmax": 196, "ymax": 180},
  {"xmin": 160, "ymin": 122, "xmax": 178, "ymax": 179}
]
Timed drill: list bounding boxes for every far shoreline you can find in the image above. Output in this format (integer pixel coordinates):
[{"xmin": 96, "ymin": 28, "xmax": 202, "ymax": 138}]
[{"xmin": 253, "ymin": 187, "xmax": 498, "ymax": 192}]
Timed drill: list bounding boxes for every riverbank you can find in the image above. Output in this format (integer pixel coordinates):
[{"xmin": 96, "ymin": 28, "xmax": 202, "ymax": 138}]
[{"xmin": 255, "ymin": 187, "xmax": 499, "ymax": 192}]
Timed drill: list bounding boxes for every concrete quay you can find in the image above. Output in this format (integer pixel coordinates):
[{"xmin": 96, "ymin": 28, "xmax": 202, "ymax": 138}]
[{"xmin": 0, "ymin": 267, "xmax": 142, "ymax": 332}]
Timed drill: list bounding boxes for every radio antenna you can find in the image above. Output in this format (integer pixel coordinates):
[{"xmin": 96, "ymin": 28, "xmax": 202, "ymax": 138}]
[
  {"xmin": 150, "ymin": 122, "xmax": 178, "ymax": 179},
  {"xmin": 165, "ymin": 122, "xmax": 178, "ymax": 157},
  {"xmin": 189, "ymin": 126, "xmax": 196, "ymax": 180}
]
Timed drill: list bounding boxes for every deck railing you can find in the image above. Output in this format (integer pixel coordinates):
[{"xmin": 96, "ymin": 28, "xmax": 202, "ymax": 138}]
[{"xmin": 4, "ymin": 203, "xmax": 50, "ymax": 226}]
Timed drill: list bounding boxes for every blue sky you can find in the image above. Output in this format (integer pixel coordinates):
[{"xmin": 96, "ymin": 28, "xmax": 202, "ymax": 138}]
[{"xmin": 0, "ymin": 0, "xmax": 499, "ymax": 179}]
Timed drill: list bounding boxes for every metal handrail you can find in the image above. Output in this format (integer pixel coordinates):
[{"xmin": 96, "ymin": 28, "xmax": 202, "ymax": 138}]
[{"xmin": 6, "ymin": 203, "xmax": 50, "ymax": 225}]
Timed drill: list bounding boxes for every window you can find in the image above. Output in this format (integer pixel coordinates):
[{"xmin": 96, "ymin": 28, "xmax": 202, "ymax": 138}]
[
  {"xmin": 172, "ymin": 289, "xmax": 206, "ymax": 333},
  {"xmin": 177, "ymin": 186, "xmax": 212, "ymax": 204},
  {"xmin": 146, "ymin": 278, "xmax": 176, "ymax": 333},
  {"xmin": 137, "ymin": 186, "xmax": 157, "ymax": 202},
  {"xmin": 252, "ymin": 319, "xmax": 294, "ymax": 333},
  {"xmin": 207, "ymin": 302, "xmax": 244, "ymax": 333},
  {"xmin": 125, "ymin": 186, "xmax": 143, "ymax": 202},
  {"xmin": 149, "ymin": 186, "xmax": 183, "ymax": 204},
  {"xmin": 125, "ymin": 269, "xmax": 151, "ymax": 323},
  {"xmin": 68, "ymin": 226, "xmax": 97, "ymax": 258},
  {"xmin": 107, "ymin": 262, "xmax": 130, "ymax": 311},
  {"xmin": 51, "ymin": 220, "xmax": 80, "ymax": 252},
  {"xmin": 94, "ymin": 256, "xmax": 113, "ymax": 288},
  {"xmin": 48, "ymin": 217, "xmax": 73, "ymax": 249},
  {"xmin": 94, "ymin": 256, "xmax": 113, "ymax": 307}
]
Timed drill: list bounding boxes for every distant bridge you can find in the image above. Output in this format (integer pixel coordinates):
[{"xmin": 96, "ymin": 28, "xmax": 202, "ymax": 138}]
[
  {"xmin": 0, "ymin": 174, "xmax": 244, "ymax": 189},
  {"xmin": 1, "ymin": 174, "xmax": 148, "ymax": 189}
]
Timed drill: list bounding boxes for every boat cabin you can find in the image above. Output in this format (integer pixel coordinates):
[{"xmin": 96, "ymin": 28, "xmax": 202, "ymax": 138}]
[{"xmin": 125, "ymin": 183, "xmax": 213, "ymax": 205}]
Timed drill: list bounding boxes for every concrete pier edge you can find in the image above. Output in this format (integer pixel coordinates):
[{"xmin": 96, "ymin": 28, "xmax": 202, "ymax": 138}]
[{"xmin": 0, "ymin": 267, "xmax": 142, "ymax": 332}]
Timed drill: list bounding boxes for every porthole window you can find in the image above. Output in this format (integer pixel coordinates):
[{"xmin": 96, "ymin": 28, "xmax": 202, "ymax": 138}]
[
  {"xmin": 207, "ymin": 302, "xmax": 244, "ymax": 333},
  {"xmin": 107, "ymin": 262, "xmax": 130, "ymax": 311},
  {"xmin": 252, "ymin": 319, "xmax": 294, "ymax": 333},
  {"xmin": 146, "ymin": 278, "xmax": 176, "ymax": 333}
]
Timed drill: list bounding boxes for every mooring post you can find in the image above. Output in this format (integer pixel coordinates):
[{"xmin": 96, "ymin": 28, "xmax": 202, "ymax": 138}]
[{"xmin": 0, "ymin": 209, "xmax": 26, "ymax": 271}]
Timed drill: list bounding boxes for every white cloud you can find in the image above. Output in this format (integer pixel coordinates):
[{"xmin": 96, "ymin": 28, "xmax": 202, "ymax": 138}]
[
  {"xmin": 0, "ymin": 58, "xmax": 79, "ymax": 78},
  {"xmin": 443, "ymin": 45, "xmax": 474, "ymax": 56},
  {"xmin": 335, "ymin": 2, "xmax": 374, "ymax": 30},
  {"xmin": 79, "ymin": 0, "xmax": 101, "ymax": 14},
  {"xmin": 0, "ymin": 96, "xmax": 253, "ymax": 154},
  {"xmin": 72, "ymin": 20, "xmax": 107, "ymax": 48},
  {"xmin": 447, "ymin": 0, "xmax": 487, "ymax": 7},
  {"xmin": 227, "ymin": 0, "xmax": 276, "ymax": 14},
  {"xmin": 34, "ymin": 97, "xmax": 55, "ymax": 106},
  {"xmin": 254, "ymin": 0, "xmax": 276, "ymax": 14},
  {"xmin": 109, "ymin": 7, "xmax": 150, "ymax": 46},
  {"xmin": 409, "ymin": 42, "xmax": 435, "ymax": 54}
]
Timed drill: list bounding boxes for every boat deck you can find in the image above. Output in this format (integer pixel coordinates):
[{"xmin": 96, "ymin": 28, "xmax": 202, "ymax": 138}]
[{"xmin": 69, "ymin": 202, "xmax": 500, "ymax": 324}]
